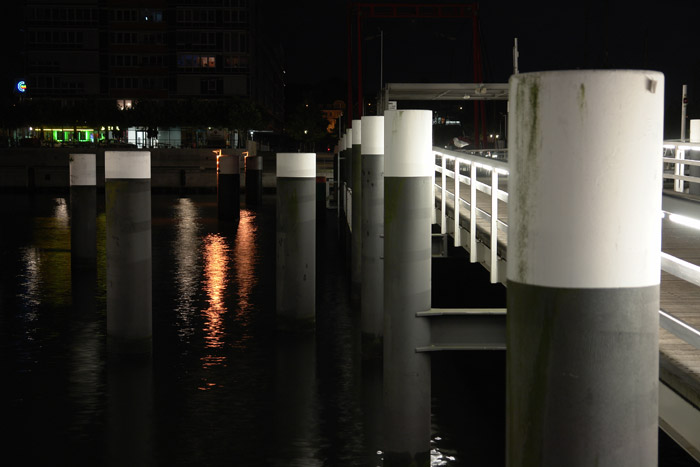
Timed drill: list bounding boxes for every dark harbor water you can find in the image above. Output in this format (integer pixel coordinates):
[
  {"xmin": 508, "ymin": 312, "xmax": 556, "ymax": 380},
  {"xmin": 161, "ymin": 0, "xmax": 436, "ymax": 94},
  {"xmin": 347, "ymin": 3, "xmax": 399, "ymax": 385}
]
[{"xmin": 0, "ymin": 192, "xmax": 696, "ymax": 466}]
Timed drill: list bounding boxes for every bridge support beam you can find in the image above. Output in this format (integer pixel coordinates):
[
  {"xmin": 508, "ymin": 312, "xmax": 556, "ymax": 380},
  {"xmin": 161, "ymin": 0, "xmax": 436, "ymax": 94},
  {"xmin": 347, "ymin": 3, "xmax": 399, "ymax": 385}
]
[
  {"xmin": 276, "ymin": 153, "xmax": 316, "ymax": 331},
  {"xmin": 383, "ymin": 109, "xmax": 432, "ymax": 466},
  {"xmin": 217, "ymin": 154, "xmax": 240, "ymax": 220},
  {"xmin": 351, "ymin": 119, "xmax": 363, "ymax": 304},
  {"xmin": 360, "ymin": 116, "xmax": 384, "ymax": 358},
  {"xmin": 69, "ymin": 153, "xmax": 97, "ymax": 270},
  {"xmin": 507, "ymin": 70, "xmax": 664, "ymax": 466},
  {"xmin": 105, "ymin": 151, "xmax": 152, "ymax": 355}
]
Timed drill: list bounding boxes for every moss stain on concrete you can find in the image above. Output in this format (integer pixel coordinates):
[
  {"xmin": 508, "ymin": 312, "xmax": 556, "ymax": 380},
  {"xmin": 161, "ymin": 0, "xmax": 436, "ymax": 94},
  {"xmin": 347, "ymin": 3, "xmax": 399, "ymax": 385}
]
[{"xmin": 514, "ymin": 75, "xmax": 541, "ymax": 281}]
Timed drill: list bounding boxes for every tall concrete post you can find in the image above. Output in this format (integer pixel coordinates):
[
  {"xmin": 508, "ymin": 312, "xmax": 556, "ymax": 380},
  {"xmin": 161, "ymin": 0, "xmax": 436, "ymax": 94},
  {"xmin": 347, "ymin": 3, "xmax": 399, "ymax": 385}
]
[
  {"xmin": 383, "ymin": 109, "xmax": 432, "ymax": 466},
  {"xmin": 345, "ymin": 128, "xmax": 353, "ymax": 266},
  {"xmin": 105, "ymin": 151, "xmax": 152, "ymax": 354},
  {"xmin": 338, "ymin": 134, "xmax": 347, "ymax": 245},
  {"xmin": 351, "ymin": 119, "xmax": 363, "ymax": 304},
  {"xmin": 69, "ymin": 153, "xmax": 97, "ymax": 270},
  {"xmin": 360, "ymin": 116, "xmax": 384, "ymax": 358},
  {"xmin": 218, "ymin": 154, "xmax": 240, "ymax": 220},
  {"xmin": 245, "ymin": 155, "xmax": 263, "ymax": 205},
  {"xmin": 507, "ymin": 70, "xmax": 663, "ymax": 466},
  {"xmin": 276, "ymin": 152, "xmax": 316, "ymax": 331},
  {"xmin": 688, "ymin": 119, "xmax": 700, "ymax": 195}
]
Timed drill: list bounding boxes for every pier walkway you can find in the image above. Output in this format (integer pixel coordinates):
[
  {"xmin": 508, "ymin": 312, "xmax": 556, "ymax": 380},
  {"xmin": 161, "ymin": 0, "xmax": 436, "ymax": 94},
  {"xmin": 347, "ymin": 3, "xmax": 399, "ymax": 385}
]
[{"xmin": 429, "ymin": 144, "xmax": 700, "ymax": 460}]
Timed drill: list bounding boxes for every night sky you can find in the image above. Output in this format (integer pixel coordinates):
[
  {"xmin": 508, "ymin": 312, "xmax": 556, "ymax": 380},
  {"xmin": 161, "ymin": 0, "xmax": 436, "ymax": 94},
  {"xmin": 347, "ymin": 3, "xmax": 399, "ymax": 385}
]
[{"xmin": 275, "ymin": 0, "xmax": 700, "ymax": 135}]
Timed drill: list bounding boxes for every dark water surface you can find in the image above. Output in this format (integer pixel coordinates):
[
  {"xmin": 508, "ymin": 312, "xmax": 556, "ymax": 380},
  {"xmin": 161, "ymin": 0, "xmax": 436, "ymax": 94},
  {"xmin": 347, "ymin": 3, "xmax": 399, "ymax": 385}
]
[{"xmin": 0, "ymin": 193, "xmax": 696, "ymax": 466}]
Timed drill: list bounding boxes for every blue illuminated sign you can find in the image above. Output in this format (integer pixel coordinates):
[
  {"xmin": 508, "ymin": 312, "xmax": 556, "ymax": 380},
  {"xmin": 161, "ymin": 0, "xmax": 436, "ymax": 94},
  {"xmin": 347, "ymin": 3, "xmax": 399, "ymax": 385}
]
[{"xmin": 16, "ymin": 81, "xmax": 27, "ymax": 93}]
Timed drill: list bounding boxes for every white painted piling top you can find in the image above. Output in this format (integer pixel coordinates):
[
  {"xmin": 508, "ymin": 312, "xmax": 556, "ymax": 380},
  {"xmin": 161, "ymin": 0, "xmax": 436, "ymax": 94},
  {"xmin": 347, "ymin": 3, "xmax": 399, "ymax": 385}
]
[
  {"xmin": 384, "ymin": 110, "xmax": 432, "ymax": 177},
  {"xmin": 277, "ymin": 153, "xmax": 316, "ymax": 178},
  {"xmin": 507, "ymin": 69, "xmax": 664, "ymax": 289},
  {"xmin": 340, "ymin": 134, "xmax": 346, "ymax": 152},
  {"xmin": 218, "ymin": 154, "xmax": 239, "ymax": 174},
  {"xmin": 69, "ymin": 153, "xmax": 96, "ymax": 186},
  {"xmin": 361, "ymin": 116, "xmax": 384, "ymax": 155},
  {"xmin": 346, "ymin": 129, "xmax": 353, "ymax": 150},
  {"xmin": 352, "ymin": 119, "xmax": 362, "ymax": 145},
  {"xmin": 245, "ymin": 155, "xmax": 263, "ymax": 171},
  {"xmin": 691, "ymin": 119, "xmax": 700, "ymax": 143},
  {"xmin": 105, "ymin": 151, "xmax": 151, "ymax": 179}
]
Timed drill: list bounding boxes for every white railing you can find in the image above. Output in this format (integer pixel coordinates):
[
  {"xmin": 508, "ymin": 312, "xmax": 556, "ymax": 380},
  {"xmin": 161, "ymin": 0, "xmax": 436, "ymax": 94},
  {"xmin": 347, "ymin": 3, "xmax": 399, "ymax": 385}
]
[
  {"xmin": 663, "ymin": 140, "xmax": 700, "ymax": 193},
  {"xmin": 433, "ymin": 144, "xmax": 700, "ymax": 351},
  {"xmin": 433, "ymin": 147, "xmax": 508, "ymax": 284}
]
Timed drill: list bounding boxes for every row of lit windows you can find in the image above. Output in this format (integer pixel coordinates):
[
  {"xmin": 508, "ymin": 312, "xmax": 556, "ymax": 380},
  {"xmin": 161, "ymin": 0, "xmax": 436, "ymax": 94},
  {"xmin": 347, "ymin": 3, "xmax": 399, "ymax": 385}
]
[
  {"xmin": 27, "ymin": 30, "xmax": 85, "ymax": 47},
  {"xmin": 110, "ymin": 77, "xmax": 166, "ymax": 90},
  {"xmin": 110, "ymin": 9, "xmax": 164, "ymax": 23},
  {"xmin": 110, "ymin": 32, "xmax": 166, "ymax": 46},
  {"xmin": 27, "ymin": 7, "xmax": 97, "ymax": 24},
  {"xmin": 109, "ymin": 55, "xmax": 167, "ymax": 67},
  {"xmin": 177, "ymin": 55, "xmax": 217, "ymax": 69},
  {"xmin": 176, "ymin": 54, "xmax": 248, "ymax": 71}
]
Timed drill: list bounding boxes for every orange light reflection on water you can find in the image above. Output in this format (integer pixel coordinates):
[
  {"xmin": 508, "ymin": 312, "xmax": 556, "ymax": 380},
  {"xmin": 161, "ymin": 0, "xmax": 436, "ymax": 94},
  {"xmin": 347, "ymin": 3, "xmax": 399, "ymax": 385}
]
[
  {"xmin": 201, "ymin": 233, "xmax": 230, "ymax": 374},
  {"xmin": 231, "ymin": 209, "xmax": 257, "ymax": 347}
]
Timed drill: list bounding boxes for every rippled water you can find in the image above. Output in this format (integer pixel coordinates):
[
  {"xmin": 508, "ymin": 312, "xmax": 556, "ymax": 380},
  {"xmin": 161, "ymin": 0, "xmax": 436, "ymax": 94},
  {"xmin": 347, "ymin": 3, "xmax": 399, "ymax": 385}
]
[{"xmin": 0, "ymin": 193, "xmax": 695, "ymax": 466}]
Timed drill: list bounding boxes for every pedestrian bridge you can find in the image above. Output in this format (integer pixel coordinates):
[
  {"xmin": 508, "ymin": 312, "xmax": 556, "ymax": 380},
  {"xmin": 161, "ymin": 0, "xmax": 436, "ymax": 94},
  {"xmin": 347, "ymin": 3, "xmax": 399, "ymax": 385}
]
[{"xmin": 429, "ymin": 141, "xmax": 700, "ymax": 462}]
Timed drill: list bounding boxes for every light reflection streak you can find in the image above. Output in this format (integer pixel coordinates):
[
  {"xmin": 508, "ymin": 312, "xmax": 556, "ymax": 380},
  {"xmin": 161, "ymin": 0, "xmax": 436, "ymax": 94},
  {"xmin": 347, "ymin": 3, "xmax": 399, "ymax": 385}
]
[
  {"xmin": 173, "ymin": 198, "xmax": 201, "ymax": 339},
  {"xmin": 200, "ymin": 233, "xmax": 230, "ymax": 375},
  {"xmin": 54, "ymin": 197, "xmax": 69, "ymax": 228},
  {"xmin": 19, "ymin": 247, "xmax": 42, "ymax": 328},
  {"xmin": 231, "ymin": 209, "xmax": 258, "ymax": 348}
]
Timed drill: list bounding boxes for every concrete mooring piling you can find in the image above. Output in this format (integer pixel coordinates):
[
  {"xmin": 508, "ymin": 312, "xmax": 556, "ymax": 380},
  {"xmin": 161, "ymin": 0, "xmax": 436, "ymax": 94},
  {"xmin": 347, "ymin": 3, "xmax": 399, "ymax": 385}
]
[
  {"xmin": 69, "ymin": 153, "xmax": 97, "ymax": 270},
  {"xmin": 351, "ymin": 119, "xmax": 362, "ymax": 304},
  {"xmin": 245, "ymin": 154, "xmax": 263, "ymax": 205},
  {"xmin": 382, "ymin": 109, "xmax": 433, "ymax": 466},
  {"xmin": 217, "ymin": 153, "xmax": 240, "ymax": 220},
  {"xmin": 360, "ymin": 116, "xmax": 384, "ymax": 358},
  {"xmin": 345, "ymin": 129, "xmax": 353, "ymax": 268},
  {"xmin": 276, "ymin": 152, "xmax": 316, "ymax": 331},
  {"xmin": 507, "ymin": 70, "xmax": 663, "ymax": 466},
  {"xmin": 105, "ymin": 151, "xmax": 153, "ymax": 355}
]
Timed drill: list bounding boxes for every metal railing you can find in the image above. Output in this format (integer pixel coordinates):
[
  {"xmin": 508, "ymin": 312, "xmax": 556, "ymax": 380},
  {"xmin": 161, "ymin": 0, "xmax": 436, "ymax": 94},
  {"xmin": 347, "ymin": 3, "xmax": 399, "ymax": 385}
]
[
  {"xmin": 433, "ymin": 147, "xmax": 508, "ymax": 284},
  {"xmin": 432, "ymin": 144, "xmax": 700, "ymax": 351},
  {"xmin": 663, "ymin": 140, "xmax": 700, "ymax": 193}
]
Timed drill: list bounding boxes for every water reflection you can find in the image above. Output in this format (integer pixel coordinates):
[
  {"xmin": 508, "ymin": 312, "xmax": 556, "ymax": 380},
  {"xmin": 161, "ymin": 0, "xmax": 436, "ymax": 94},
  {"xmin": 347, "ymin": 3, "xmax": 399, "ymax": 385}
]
[
  {"xmin": 173, "ymin": 198, "xmax": 201, "ymax": 339},
  {"xmin": 18, "ymin": 247, "xmax": 41, "ymax": 325},
  {"xmin": 201, "ymin": 233, "xmax": 230, "ymax": 371},
  {"xmin": 231, "ymin": 209, "xmax": 258, "ymax": 347},
  {"xmin": 18, "ymin": 197, "xmax": 73, "ymax": 316}
]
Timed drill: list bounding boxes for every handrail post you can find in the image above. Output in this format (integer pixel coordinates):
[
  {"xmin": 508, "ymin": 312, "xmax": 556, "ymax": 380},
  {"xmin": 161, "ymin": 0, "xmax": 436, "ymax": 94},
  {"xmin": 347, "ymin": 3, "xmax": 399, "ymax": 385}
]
[
  {"xmin": 490, "ymin": 169, "xmax": 498, "ymax": 283},
  {"xmin": 676, "ymin": 147, "xmax": 686, "ymax": 193},
  {"xmin": 454, "ymin": 160, "xmax": 461, "ymax": 247},
  {"xmin": 469, "ymin": 161, "xmax": 477, "ymax": 262},
  {"xmin": 441, "ymin": 154, "xmax": 447, "ymax": 233}
]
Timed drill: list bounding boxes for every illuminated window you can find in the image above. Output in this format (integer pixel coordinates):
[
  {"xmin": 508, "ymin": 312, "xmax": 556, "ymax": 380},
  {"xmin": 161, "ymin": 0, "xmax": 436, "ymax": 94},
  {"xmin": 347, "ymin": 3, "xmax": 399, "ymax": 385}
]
[{"xmin": 117, "ymin": 99, "xmax": 133, "ymax": 110}]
